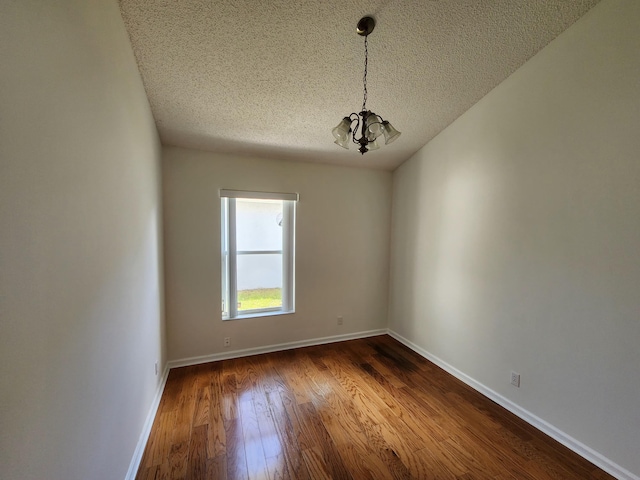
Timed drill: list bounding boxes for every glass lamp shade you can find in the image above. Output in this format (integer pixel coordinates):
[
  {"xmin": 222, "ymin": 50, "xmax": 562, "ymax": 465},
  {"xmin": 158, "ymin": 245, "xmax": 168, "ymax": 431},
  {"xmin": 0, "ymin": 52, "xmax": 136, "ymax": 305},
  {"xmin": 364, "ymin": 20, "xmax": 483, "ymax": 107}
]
[
  {"xmin": 367, "ymin": 138, "xmax": 380, "ymax": 151},
  {"xmin": 332, "ymin": 117, "xmax": 352, "ymax": 149},
  {"xmin": 381, "ymin": 121, "xmax": 401, "ymax": 145},
  {"xmin": 334, "ymin": 137, "xmax": 350, "ymax": 149},
  {"xmin": 364, "ymin": 112, "xmax": 383, "ymax": 141}
]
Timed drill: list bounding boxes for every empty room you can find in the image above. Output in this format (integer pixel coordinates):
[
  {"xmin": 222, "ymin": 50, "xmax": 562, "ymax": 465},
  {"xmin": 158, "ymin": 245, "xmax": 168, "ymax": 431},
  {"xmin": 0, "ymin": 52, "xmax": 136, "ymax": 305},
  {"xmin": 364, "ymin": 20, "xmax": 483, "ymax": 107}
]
[{"xmin": 1, "ymin": 0, "xmax": 638, "ymax": 479}]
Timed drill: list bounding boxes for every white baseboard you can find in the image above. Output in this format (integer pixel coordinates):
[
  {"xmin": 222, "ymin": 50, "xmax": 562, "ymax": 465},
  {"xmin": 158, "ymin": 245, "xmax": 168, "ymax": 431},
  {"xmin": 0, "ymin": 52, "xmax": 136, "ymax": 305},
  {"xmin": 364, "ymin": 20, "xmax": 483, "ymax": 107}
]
[
  {"xmin": 167, "ymin": 329, "xmax": 388, "ymax": 369},
  {"xmin": 387, "ymin": 330, "xmax": 639, "ymax": 480},
  {"xmin": 124, "ymin": 365, "xmax": 170, "ymax": 480}
]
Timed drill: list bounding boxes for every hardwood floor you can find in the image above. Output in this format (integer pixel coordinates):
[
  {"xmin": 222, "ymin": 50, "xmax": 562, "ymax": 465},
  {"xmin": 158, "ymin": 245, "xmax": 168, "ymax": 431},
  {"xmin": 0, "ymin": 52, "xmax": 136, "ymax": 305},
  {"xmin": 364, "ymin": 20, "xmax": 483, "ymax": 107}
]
[{"xmin": 136, "ymin": 335, "xmax": 614, "ymax": 479}]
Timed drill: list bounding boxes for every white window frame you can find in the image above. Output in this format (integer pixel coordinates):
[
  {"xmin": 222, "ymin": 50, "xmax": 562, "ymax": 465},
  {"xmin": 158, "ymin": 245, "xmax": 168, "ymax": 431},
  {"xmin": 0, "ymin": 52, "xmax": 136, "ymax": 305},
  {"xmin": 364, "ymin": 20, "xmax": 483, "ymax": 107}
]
[{"xmin": 220, "ymin": 189, "xmax": 297, "ymax": 320}]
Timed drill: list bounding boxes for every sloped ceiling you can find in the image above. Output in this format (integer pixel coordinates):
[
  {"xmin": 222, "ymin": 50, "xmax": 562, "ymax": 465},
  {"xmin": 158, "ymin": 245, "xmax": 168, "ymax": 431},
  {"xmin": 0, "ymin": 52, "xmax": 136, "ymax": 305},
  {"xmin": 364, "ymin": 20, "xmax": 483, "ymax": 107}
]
[{"xmin": 119, "ymin": 0, "xmax": 600, "ymax": 170}]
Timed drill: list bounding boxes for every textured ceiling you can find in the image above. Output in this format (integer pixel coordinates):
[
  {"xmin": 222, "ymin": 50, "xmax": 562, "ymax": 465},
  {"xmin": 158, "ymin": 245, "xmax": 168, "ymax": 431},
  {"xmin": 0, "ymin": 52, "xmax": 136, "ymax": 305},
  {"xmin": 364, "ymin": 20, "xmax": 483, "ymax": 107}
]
[{"xmin": 119, "ymin": 0, "xmax": 600, "ymax": 170}]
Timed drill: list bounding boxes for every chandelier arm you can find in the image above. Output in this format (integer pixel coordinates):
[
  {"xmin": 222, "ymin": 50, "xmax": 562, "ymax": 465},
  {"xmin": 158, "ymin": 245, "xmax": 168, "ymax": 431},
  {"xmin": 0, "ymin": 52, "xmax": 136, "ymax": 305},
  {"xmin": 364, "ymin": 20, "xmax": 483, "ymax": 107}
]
[{"xmin": 350, "ymin": 114, "xmax": 362, "ymax": 145}]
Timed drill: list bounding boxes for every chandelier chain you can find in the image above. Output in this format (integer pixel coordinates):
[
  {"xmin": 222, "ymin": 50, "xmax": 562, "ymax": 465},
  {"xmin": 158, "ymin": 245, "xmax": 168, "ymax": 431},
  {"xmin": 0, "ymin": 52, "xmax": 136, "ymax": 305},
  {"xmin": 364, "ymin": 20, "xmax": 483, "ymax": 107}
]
[{"xmin": 362, "ymin": 35, "xmax": 368, "ymax": 112}]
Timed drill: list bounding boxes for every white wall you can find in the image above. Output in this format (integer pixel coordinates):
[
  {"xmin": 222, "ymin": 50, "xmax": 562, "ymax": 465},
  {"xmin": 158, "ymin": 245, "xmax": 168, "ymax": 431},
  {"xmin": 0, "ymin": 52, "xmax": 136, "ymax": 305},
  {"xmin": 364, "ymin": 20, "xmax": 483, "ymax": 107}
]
[
  {"xmin": 388, "ymin": 0, "xmax": 640, "ymax": 477},
  {"xmin": 163, "ymin": 146, "xmax": 392, "ymax": 361},
  {"xmin": 0, "ymin": 1, "xmax": 164, "ymax": 479}
]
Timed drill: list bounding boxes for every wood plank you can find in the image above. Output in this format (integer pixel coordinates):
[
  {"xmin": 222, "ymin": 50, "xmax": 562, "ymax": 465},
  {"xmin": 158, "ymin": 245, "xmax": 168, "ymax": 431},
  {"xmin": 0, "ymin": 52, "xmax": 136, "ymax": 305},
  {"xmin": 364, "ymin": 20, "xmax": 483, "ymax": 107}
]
[
  {"xmin": 301, "ymin": 446, "xmax": 335, "ymax": 480},
  {"xmin": 207, "ymin": 365, "xmax": 226, "ymax": 457},
  {"xmin": 148, "ymin": 411, "xmax": 176, "ymax": 467},
  {"xmin": 171, "ymin": 370, "xmax": 198, "ymax": 446},
  {"xmin": 223, "ymin": 417, "xmax": 248, "ymax": 480},
  {"xmin": 192, "ymin": 384, "xmax": 211, "ymax": 428},
  {"xmin": 265, "ymin": 452, "xmax": 291, "ymax": 480},
  {"xmin": 185, "ymin": 425, "xmax": 207, "ymax": 480},
  {"xmin": 263, "ymin": 391, "xmax": 311, "ymax": 479},
  {"xmin": 205, "ymin": 455, "xmax": 227, "ymax": 480},
  {"xmin": 296, "ymin": 401, "xmax": 351, "ymax": 479},
  {"xmin": 167, "ymin": 441, "xmax": 188, "ymax": 480},
  {"xmin": 220, "ymin": 368, "xmax": 238, "ymax": 422},
  {"xmin": 238, "ymin": 398, "xmax": 269, "ymax": 480}
]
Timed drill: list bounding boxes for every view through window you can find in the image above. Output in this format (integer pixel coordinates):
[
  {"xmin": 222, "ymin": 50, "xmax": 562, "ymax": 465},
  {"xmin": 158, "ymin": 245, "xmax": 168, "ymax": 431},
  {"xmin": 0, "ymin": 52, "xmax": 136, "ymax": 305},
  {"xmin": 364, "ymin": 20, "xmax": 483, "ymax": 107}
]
[{"xmin": 220, "ymin": 190, "xmax": 296, "ymax": 319}]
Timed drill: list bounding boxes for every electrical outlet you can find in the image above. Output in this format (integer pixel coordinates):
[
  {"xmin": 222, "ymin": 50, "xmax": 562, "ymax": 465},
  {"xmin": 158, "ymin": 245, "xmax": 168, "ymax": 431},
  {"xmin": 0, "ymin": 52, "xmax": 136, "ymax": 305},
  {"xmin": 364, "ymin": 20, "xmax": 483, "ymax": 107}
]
[
  {"xmin": 337, "ymin": 315, "xmax": 343, "ymax": 325},
  {"xmin": 224, "ymin": 337, "xmax": 231, "ymax": 347},
  {"xmin": 510, "ymin": 371, "xmax": 521, "ymax": 388},
  {"xmin": 154, "ymin": 361, "xmax": 158, "ymax": 376}
]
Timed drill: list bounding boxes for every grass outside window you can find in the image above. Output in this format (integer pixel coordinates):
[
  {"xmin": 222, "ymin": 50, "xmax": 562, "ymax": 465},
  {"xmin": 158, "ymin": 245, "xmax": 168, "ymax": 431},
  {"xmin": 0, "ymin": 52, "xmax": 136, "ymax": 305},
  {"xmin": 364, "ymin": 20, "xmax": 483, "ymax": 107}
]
[{"xmin": 237, "ymin": 288, "xmax": 282, "ymax": 311}]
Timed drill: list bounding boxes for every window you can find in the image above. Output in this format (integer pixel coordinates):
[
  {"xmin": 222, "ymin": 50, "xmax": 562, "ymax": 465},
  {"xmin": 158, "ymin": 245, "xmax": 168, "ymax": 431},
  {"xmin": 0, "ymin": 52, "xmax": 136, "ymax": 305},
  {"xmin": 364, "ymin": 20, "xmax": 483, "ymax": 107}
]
[{"xmin": 220, "ymin": 189, "xmax": 297, "ymax": 320}]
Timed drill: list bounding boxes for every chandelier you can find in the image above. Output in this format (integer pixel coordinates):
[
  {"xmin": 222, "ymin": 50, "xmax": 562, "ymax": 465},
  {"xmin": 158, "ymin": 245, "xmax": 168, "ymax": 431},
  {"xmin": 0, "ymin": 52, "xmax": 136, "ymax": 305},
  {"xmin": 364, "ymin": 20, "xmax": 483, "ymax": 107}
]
[{"xmin": 332, "ymin": 16, "xmax": 401, "ymax": 155}]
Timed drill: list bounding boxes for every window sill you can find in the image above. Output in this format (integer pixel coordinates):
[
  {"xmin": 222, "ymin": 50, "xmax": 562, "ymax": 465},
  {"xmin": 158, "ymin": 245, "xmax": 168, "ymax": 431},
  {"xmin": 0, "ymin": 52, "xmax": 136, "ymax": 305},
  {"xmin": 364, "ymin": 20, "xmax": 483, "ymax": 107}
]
[{"xmin": 222, "ymin": 309, "xmax": 295, "ymax": 321}]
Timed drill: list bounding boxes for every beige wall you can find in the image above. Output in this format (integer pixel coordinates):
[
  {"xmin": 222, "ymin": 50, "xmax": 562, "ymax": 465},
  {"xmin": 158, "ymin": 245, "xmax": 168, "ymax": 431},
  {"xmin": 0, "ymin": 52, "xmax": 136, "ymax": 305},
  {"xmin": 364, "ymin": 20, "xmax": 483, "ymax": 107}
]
[
  {"xmin": 162, "ymin": 147, "xmax": 392, "ymax": 361},
  {"xmin": 389, "ymin": 0, "xmax": 640, "ymax": 477},
  {"xmin": 0, "ymin": 1, "xmax": 164, "ymax": 479}
]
